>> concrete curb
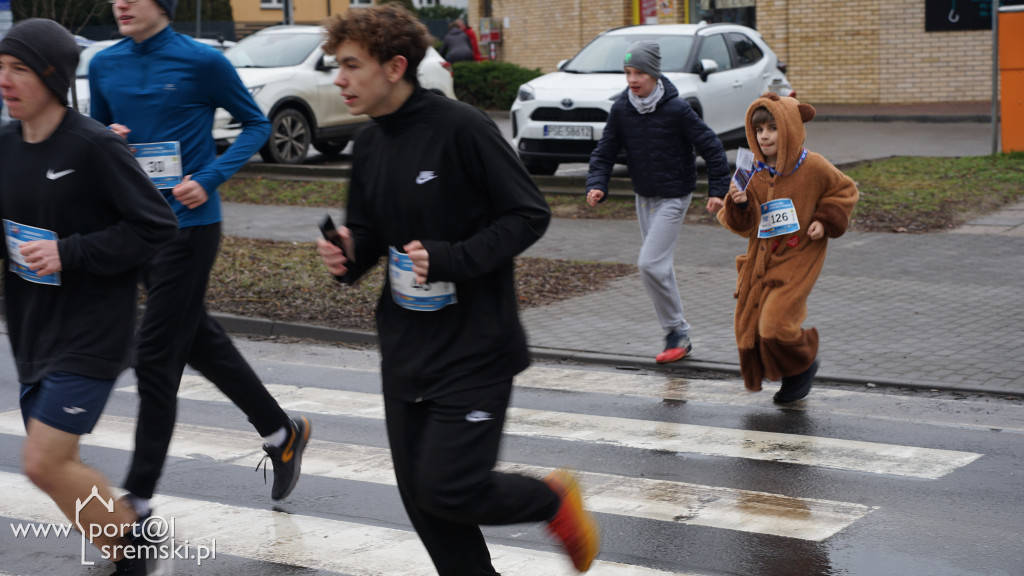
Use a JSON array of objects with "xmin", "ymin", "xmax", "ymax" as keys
[
  {"xmin": 211, "ymin": 312, "xmax": 1021, "ymax": 398},
  {"xmin": 815, "ymin": 113, "xmax": 991, "ymax": 123}
]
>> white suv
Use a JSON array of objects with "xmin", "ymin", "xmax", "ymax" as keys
[
  {"xmin": 215, "ymin": 25, "xmax": 455, "ymax": 164},
  {"xmin": 511, "ymin": 23, "xmax": 794, "ymax": 175}
]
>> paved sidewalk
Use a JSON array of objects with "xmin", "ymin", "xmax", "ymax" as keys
[{"xmin": 221, "ymin": 199, "xmax": 1024, "ymax": 397}]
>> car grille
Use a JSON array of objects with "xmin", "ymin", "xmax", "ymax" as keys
[
  {"xmin": 530, "ymin": 108, "xmax": 608, "ymax": 122},
  {"xmin": 519, "ymin": 138, "xmax": 599, "ymax": 155}
]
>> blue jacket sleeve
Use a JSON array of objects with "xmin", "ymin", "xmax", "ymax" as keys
[
  {"xmin": 679, "ymin": 102, "xmax": 730, "ymax": 198},
  {"xmin": 586, "ymin": 100, "xmax": 623, "ymax": 194},
  {"xmin": 88, "ymin": 58, "xmax": 112, "ymax": 127},
  {"xmin": 191, "ymin": 54, "xmax": 270, "ymax": 193}
]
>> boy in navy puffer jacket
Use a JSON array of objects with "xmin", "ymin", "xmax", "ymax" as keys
[{"xmin": 586, "ymin": 40, "xmax": 730, "ymax": 363}]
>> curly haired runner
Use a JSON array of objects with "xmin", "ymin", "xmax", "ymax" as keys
[
  {"xmin": 718, "ymin": 93, "xmax": 859, "ymax": 402},
  {"xmin": 316, "ymin": 4, "xmax": 600, "ymax": 574}
]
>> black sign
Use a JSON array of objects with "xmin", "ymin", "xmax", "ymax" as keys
[{"xmin": 926, "ymin": 0, "xmax": 993, "ymax": 31}]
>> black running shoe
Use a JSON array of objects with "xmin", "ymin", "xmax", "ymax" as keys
[
  {"xmin": 774, "ymin": 359, "xmax": 820, "ymax": 404},
  {"xmin": 258, "ymin": 415, "xmax": 311, "ymax": 500},
  {"xmin": 111, "ymin": 553, "xmax": 147, "ymax": 576}
]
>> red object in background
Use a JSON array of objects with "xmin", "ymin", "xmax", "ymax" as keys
[
  {"xmin": 640, "ymin": 0, "xmax": 658, "ymax": 23},
  {"xmin": 464, "ymin": 25, "xmax": 484, "ymax": 62}
]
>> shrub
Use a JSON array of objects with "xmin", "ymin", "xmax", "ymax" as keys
[{"xmin": 452, "ymin": 60, "xmax": 543, "ymax": 110}]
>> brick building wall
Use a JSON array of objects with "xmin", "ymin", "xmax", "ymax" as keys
[
  {"xmin": 467, "ymin": 0, "xmax": 992, "ymax": 104},
  {"xmin": 758, "ymin": 0, "xmax": 991, "ymax": 104},
  {"xmin": 467, "ymin": 0, "xmax": 641, "ymax": 73}
]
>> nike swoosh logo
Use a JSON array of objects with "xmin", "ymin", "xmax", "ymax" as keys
[
  {"xmin": 466, "ymin": 410, "xmax": 494, "ymax": 423},
  {"xmin": 46, "ymin": 169, "xmax": 76, "ymax": 180},
  {"xmin": 415, "ymin": 171, "xmax": 437, "ymax": 185},
  {"xmin": 63, "ymin": 407, "xmax": 87, "ymax": 415},
  {"xmin": 280, "ymin": 433, "xmax": 296, "ymax": 462}
]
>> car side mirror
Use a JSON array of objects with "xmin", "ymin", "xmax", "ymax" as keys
[
  {"xmin": 557, "ymin": 59, "xmax": 568, "ymax": 71},
  {"xmin": 317, "ymin": 54, "xmax": 338, "ymax": 72},
  {"xmin": 699, "ymin": 58, "xmax": 718, "ymax": 82}
]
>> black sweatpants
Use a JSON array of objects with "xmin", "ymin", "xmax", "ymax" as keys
[
  {"xmin": 125, "ymin": 223, "xmax": 289, "ymax": 499},
  {"xmin": 384, "ymin": 377, "xmax": 560, "ymax": 576}
]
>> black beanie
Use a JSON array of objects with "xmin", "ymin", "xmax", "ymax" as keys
[
  {"xmin": 156, "ymin": 0, "xmax": 178, "ymax": 20},
  {"xmin": 0, "ymin": 19, "xmax": 79, "ymax": 107}
]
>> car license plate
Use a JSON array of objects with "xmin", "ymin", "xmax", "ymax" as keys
[{"xmin": 544, "ymin": 125, "xmax": 592, "ymax": 140}]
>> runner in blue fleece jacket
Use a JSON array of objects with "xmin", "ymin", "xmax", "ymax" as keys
[{"xmin": 89, "ymin": 0, "xmax": 312, "ymax": 522}]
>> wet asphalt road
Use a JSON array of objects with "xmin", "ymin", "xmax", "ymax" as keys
[{"xmin": 0, "ymin": 336, "xmax": 1021, "ymax": 576}]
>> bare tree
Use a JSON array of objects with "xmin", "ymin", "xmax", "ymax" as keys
[{"xmin": 12, "ymin": 0, "xmax": 108, "ymax": 33}]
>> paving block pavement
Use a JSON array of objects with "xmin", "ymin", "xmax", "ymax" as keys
[
  {"xmin": 221, "ymin": 200, "xmax": 1024, "ymax": 397},
  {"xmin": 517, "ymin": 216, "xmax": 1024, "ymax": 396}
]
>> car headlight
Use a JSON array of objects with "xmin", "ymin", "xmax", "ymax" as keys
[
  {"xmin": 517, "ymin": 85, "xmax": 535, "ymax": 102},
  {"xmin": 248, "ymin": 85, "xmax": 263, "ymax": 98}
]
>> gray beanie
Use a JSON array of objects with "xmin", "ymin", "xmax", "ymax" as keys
[
  {"xmin": 156, "ymin": 0, "xmax": 178, "ymax": 19},
  {"xmin": 624, "ymin": 40, "xmax": 661, "ymax": 78},
  {"xmin": 0, "ymin": 19, "xmax": 79, "ymax": 107}
]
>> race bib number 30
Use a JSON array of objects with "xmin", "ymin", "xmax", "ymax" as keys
[
  {"xmin": 388, "ymin": 246, "xmax": 457, "ymax": 311},
  {"xmin": 758, "ymin": 198, "xmax": 800, "ymax": 239},
  {"xmin": 131, "ymin": 141, "xmax": 183, "ymax": 189}
]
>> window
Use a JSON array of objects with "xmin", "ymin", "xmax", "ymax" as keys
[
  {"xmin": 260, "ymin": 0, "xmax": 283, "ymax": 8},
  {"xmin": 350, "ymin": 0, "xmax": 373, "ymax": 6},
  {"xmin": 727, "ymin": 33, "xmax": 763, "ymax": 67},
  {"xmin": 697, "ymin": 34, "xmax": 732, "ymax": 72},
  {"xmin": 565, "ymin": 34, "xmax": 695, "ymax": 74}
]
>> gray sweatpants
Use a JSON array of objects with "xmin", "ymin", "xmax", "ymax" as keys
[{"xmin": 636, "ymin": 194, "xmax": 691, "ymax": 336}]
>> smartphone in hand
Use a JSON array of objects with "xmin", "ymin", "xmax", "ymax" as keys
[{"xmin": 319, "ymin": 214, "xmax": 351, "ymax": 262}]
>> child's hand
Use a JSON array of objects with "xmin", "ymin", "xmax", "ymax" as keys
[
  {"xmin": 808, "ymin": 221, "xmax": 824, "ymax": 240},
  {"xmin": 728, "ymin": 182, "xmax": 747, "ymax": 205},
  {"xmin": 586, "ymin": 189, "xmax": 604, "ymax": 207},
  {"xmin": 706, "ymin": 196, "xmax": 724, "ymax": 213}
]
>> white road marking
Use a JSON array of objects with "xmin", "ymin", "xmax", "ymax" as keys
[
  {"xmin": 153, "ymin": 376, "xmax": 982, "ymax": 479},
  {"xmin": 0, "ymin": 471, "xmax": 702, "ymax": 576},
  {"xmin": 0, "ymin": 411, "xmax": 870, "ymax": 541},
  {"xmin": 513, "ymin": 366, "xmax": 1024, "ymax": 434}
]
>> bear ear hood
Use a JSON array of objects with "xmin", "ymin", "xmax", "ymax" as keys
[{"xmin": 744, "ymin": 92, "xmax": 816, "ymax": 176}]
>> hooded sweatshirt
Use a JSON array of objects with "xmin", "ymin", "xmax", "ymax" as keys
[{"xmin": 717, "ymin": 93, "xmax": 859, "ymax": 390}]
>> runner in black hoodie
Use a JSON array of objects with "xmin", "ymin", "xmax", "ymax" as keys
[
  {"xmin": 0, "ymin": 19, "xmax": 177, "ymax": 576},
  {"xmin": 316, "ymin": 5, "xmax": 600, "ymax": 574}
]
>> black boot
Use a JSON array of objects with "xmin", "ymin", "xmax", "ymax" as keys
[{"xmin": 774, "ymin": 359, "xmax": 819, "ymax": 404}]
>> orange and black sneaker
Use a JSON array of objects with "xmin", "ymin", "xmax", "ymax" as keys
[
  {"xmin": 259, "ymin": 415, "xmax": 311, "ymax": 500},
  {"xmin": 544, "ymin": 469, "xmax": 600, "ymax": 572},
  {"xmin": 655, "ymin": 329, "xmax": 692, "ymax": 364}
]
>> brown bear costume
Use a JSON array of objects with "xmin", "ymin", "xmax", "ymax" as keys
[{"xmin": 717, "ymin": 94, "xmax": 859, "ymax": 392}]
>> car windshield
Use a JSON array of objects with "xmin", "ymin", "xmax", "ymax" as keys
[
  {"xmin": 563, "ymin": 34, "xmax": 695, "ymax": 74},
  {"xmin": 225, "ymin": 32, "xmax": 322, "ymax": 68},
  {"xmin": 76, "ymin": 42, "xmax": 115, "ymax": 78}
]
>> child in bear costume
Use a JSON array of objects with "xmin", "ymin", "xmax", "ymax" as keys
[{"xmin": 717, "ymin": 93, "xmax": 859, "ymax": 402}]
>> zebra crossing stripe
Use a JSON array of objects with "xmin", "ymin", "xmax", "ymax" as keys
[
  {"xmin": 159, "ymin": 376, "xmax": 982, "ymax": 479},
  {"xmin": 0, "ymin": 411, "xmax": 870, "ymax": 541},
  {"xmin": 0, "ymin": 471, "xmax": 702, "ymax": 576},
  {"xmin": 513, "ymin": 366, "xmax": 1024, "ymax": 434},
  {"xmin": 262, "ymin": 359, "xmax": 1024, "ymax": 434}
]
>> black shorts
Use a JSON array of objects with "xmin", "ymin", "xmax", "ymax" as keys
[{"xmin": 20, "ymin": 371, "xmax": 116, "ymax": 435}]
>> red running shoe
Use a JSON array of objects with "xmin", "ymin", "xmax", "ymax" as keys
[
  {"xmin": 656, "ymin": 330, "xmax": 692, "ymax": 364},
  {"xmin": 544, "ymin": 469, "xmax": 600, "ymax": 572}
]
